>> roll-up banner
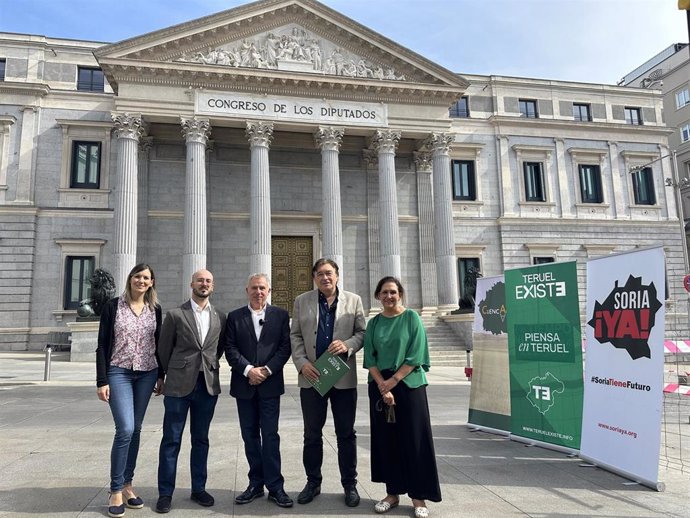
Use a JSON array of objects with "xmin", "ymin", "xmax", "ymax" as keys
[
  {"xmin": 580, "ymin": 246, "xmax": 665, "ymax": 491},
  {"xmin": 505, "ymin": 261, "xmax": 583, "ymax": 452},
  {"xmin": 468, "ymin": 275, "xmax": 510, "ymax": 433}
]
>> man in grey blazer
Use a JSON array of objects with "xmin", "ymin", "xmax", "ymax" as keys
[
  {"xmin": 155, "ymin": 269, "xmax": 226, "ymax": 514},
  {"xmin": 291, "ymin": 258, "xmax": 366, "ymax": 508}
]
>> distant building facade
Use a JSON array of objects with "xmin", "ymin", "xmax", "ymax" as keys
[
  {"xmin": 0, "ymin": 0, "xmax": 684, "ymax": 350},
  {"xmin": 620, "ymin": 43, "xmax": 690, "ymax": 263}
]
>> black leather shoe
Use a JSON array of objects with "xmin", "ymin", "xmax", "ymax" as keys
[
  {"xmin": 155, "ymin": 496, "xmax": 171, "ymax": 514},
  {"xmin": 235, "ymin": 485, "xmax": 265, "ymax": 504},
  {"xmin": 297, "ymin": 482, "xmax": 321, "ymax": 504},
  {"xmin": 268, "ymin": 489, "xmax": 294, "ymax": 508},
  {"xmin": 190, "ymin": 490, "xmax": 215, "ymax": 507},
  {"xmin": 344, "ymin": 486, "xmax": 360, "ymax": 507}
]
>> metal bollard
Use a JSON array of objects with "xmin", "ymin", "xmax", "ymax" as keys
[{"xmin": 43, "ymin": 345, "xmax": 52, "ymax": 381}]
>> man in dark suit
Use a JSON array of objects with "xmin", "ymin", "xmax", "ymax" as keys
[
  {"xmin": 225, "ymin": 273, "xmax": 293, "ymax": 508},
  {"xmin": 155, "ymin": 269, "xmax": 226, "ymax": 514},
  {"xmin": 291, "ymin": 258, "xmax": 366, "ymax": 507}
]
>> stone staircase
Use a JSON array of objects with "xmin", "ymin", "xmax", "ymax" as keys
[{"xmin": 420, "ymin": 315, "xmax": 469, "ymax": 368}]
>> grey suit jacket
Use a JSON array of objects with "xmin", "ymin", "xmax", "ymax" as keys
[
  {"xmin": 290, "ymin": 289, "xmax": 366, "ymax": 389},
  {"xmin": 157, "ymin": 300, "xmax": 226, "ymax": 397}
]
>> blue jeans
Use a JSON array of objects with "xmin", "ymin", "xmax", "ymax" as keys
[
  {"xmin": 158, "ymin": 373, "xmax": 218, "ymax": 496},
  {"xmin": 107, "ymin": 365, "xmax": 158, "ymax": 492}
]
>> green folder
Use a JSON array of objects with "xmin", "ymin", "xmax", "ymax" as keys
[{"xmin": 309, "ymin": 351, "xmax": 350, "ymax": 396}]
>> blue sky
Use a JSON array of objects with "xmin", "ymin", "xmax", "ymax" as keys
[{"xmin": 0, "ymin": 0, "xmax": 687, "ymax": 84}]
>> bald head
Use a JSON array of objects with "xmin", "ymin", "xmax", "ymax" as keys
[{"xmin": 191, "ymin": 269, "xmax": 214, "ymax": 306}]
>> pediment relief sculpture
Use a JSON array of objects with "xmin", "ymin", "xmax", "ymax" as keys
[{"xmin": 173, "ymin": 24, "xmax": 406, "ymax": 81}]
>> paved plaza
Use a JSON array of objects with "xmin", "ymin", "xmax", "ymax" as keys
[{"xmin": 0, "ymin": 351, "xmax": 688, "ymax": 517}]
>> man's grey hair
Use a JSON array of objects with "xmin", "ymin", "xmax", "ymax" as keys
[{"xmin": 246, "ymin": 273, "xmax": 271, "ymax": 288}]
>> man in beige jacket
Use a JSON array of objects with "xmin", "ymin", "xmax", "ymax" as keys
[{"xmin": 290, "ymin": 258, "xmax": 366, "ymax": 508}]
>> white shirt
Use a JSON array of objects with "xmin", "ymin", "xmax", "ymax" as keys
[
  {"xmin": 191, "ymin": 298, "xmax": 212, "ymax": 345},
  {"xmin": 243, "ymin": 304, "xmax": 272, "ymax": 377}
]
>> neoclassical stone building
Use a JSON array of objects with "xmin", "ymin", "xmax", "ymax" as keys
[{"xmin": 0, "ymin": 0, "xmax": 684, "ymax": 350}]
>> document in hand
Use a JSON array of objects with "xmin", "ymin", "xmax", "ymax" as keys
[{"xmin": 309, "ymin": 351, "xmax": 350, "ymax": 396}]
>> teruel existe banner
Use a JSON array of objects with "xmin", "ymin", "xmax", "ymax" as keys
[{"xmin": 505, "ymin": 261, "xmax": 583, "ymax": 450}]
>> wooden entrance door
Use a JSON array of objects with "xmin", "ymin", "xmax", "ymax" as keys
[{"xmin": 271, "ymin": 236, "xmax": 313, "ymax": 316}]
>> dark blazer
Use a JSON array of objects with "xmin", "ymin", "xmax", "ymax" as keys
[
  {"xmin": 157, "ymin": 300, "xmax": 226, "ymax": 398},
  {"xmin": 225, "ymin": 305, "xmax": 291, "ymax": 399},
  {"xmin": 96, "ymin": 296, "xmax": 163, "ymax": 387}
]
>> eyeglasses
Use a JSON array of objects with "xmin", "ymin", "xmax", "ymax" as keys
[{"xmin": 315, "ymin": 270, "xmax": 336, "ymax": 278}]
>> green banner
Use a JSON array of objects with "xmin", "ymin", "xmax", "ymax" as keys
[{"xmin": 505, "ymin": 261, "xmax": 583, "ymax": 449}]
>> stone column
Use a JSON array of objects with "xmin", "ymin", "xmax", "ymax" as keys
[
  {"xmin": 112, "ymin": 113, "xmax": 146, "ymax": 294},
  {"xmin": 137, "ymin": 137, "xmax": 153, "ymax": 261},
  {"xmin": 0, "ymin": 115, "xmax": 16, "ymax": 204},
  {"xmin": 15, "ymin": 106, "xmax": 38, "ymax": 203},
  {"xmin": 246, "ymin": 121, "xmax": 274, "ymax": 277},
  {"xmin": 315, "ymin": 126, "xmax": 345, "ymax": 284},
  {"xmin": 426, "ymin": 133, "xmax": 459, "ymax": 312},
  {"xmin": 414, "ymin": 150, "xmax": 439, "ymax": 315},
  {"xmin": 371, "ymin": 129, "xmax": 401, "ymax": 279},
  {"xmin": 364, "ymin": 149, "xmax": 381, "ymax": 314},
  {"xmin": 181, "ymin": 118, "xmax": 211, "ymax": 299},
  {"xmin": 554, "ymin": 138, "xmax": 572, "ymax": 217}
]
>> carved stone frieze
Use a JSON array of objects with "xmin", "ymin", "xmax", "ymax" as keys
[
  {"xmin": 314, "ymin": 126, "xmax": 344, "ymax": 151},
  {"xmin": 174, "ymin": 24, "xmax": 406, "ymax": 81},
  {"xmin": 370, "ymin": 129, "xmax": 401, "ymax": 154},
  {"xmin": 246, "ymin": 120, "xmax": 274, "ymax": 147},
  {"xmin": 112, "ymin": 113, "xmax": 147, "ymax": 141},
  {"xmin": 180, "ymin": 117, "xmax": 211, "ymax": 145}
]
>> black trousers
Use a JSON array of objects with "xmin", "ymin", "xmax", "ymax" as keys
[
  {"xmin": 368, "ymin": 372, "xmax": 442, "ymax": 502},
  {"xmin": 300, "ymin": 386, "xmax": 358, "ymax": 488}
]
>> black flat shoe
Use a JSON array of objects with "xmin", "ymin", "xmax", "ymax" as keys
[
  {"xmin": 107, "ymin": 502, "xmax": 125, "ymax": 518},
  {"xmin": 235, "ymin": 485, "xmax": 265, "ymax": 504},
  {"xmin": 268, "ymin": 489, "xmax": 293, "ymax": 508},
  {"xmin": 297, "ymin": 482, "xmax": 321, "ymax": 504},
  {"xmin": 190, "ymin": 490, "xmax": 215, "ymax": 507},
  {"xmin": 155, "ymin": 496, "xmax": 171, "ymax": 514},
  {"xmin": 125, "ymin": 496, "xmax": 144, "ymax": 509}
]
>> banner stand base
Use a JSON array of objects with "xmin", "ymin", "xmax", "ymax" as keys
[
  {"xmin": 579, "ymin": 453, "xmax": 665, "ymax": 492},
  {"xmin": 465, "ymin": 424, "xmax": 510, "ymax": 437},
  {"xmin": 509, "ymin": 434, "xmax": 579, "ymax": 457}
]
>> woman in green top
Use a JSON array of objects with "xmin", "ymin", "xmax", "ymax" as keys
[{"xmin": 364, "ymin": 276, "xmax": 441, "ymax": 518}]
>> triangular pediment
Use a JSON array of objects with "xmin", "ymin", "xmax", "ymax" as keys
[{"xmin": 94, "ymin": 0, "xmax": 467, "ymax": 102}]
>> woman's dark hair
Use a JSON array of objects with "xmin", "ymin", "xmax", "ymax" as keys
[
  {"xmin": 374, "ymin": 276, "xmax": 405, "ymax": 300},
  {"xmin": 124, "ymin": 263, "xmax": 158, "ymax": 308}
]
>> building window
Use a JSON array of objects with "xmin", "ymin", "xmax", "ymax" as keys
[
  {"xmin": 573, "ymin": 103, "xmax": 591, "ymax": 122},
  {"xmin": 523, "ymin": 162, "xmax": 545, "ymax": 201},
  {"xmin": 624, "ymin": 107, "xmax": 642, "ymax": 125},
  {"xmin": 77, "ymin": 66, "xmax": 104, "ymax": 92},
  {"xmin": 519, "ymin": 99, "xmax": 538, "ymax": 118},
  {"xmin": 631, "ymin": 167, "xmax": 656, "ymax": 205},
  {"xmin": 0, "ymin": 59, "xmax": 5, "ymax": 81},
  {"xmin": 451, "ymin": 160, "xmax": 476, "ymax": 200},
  {"xmin": 63, "ymin": 256, "xmax": 94, "ymax": 310},
  {"xmin": 533, "ymin": 256, "xmax": 555, "ymax": 265},
  {"xmin": 579, "ymin": 164, "xmax": 603, "ymax": 203},
  {"xmin": 681, "ymin": 123, "xmax": 690, "ymax": 143},
  {"xmin": 458, "ymin": 257, "xmax": 481, "ymax": 306},
  {"xmin": 70, "ymin": 141, "xmax": 101, "ymax": 188},
  {"xmin": 449, "ymin": 96, "xmax": 469, "ymax": 118},
  {"xmin": 676, "ymin": 88, "xmax": 690, "ymax": 109}
]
